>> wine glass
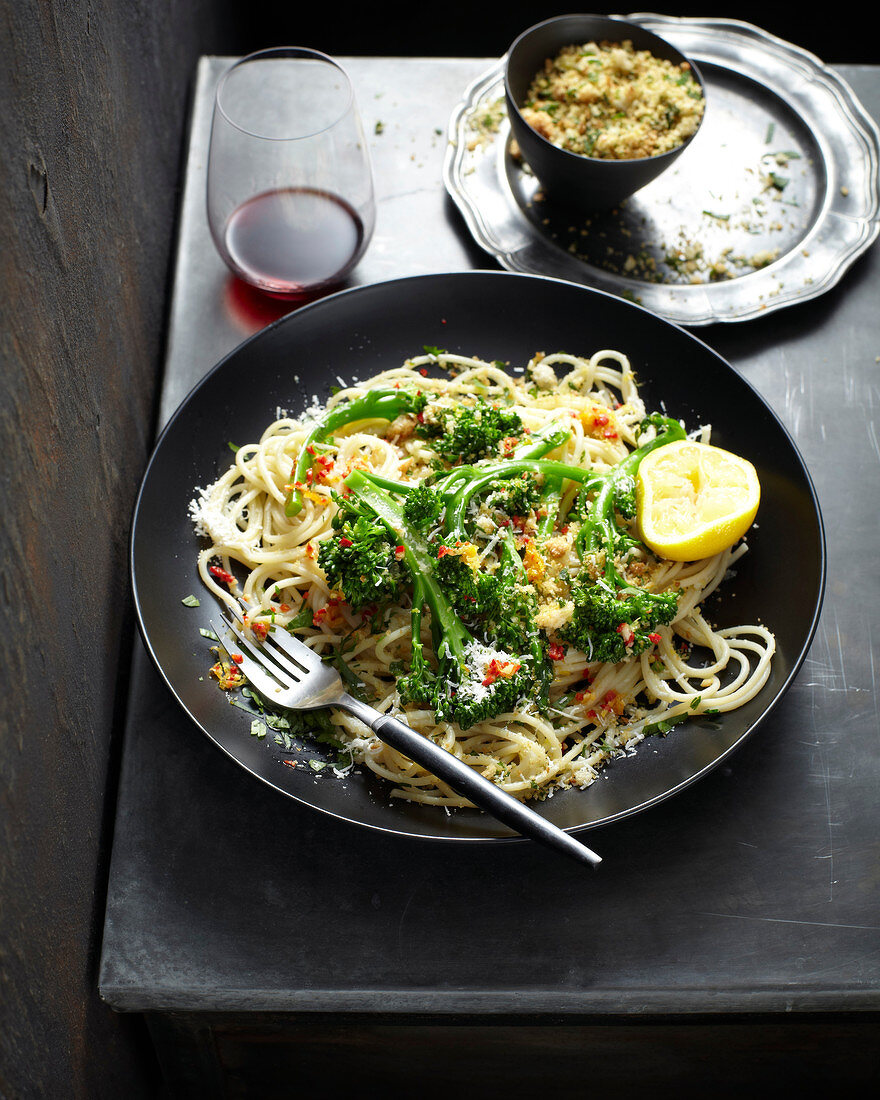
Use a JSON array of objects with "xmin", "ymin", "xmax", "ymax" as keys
[{"xmin": 207, "ymin": 47, "xmax": 376, "ymax": 299}]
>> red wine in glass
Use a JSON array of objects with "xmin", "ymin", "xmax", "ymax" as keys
[{"xmin": 224, "ymin": 187, "xmax": 365, "ymax": 297}]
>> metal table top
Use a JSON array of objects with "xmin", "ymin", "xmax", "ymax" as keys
[{"xmin": 100, "ymin": 56, "xmax": 880, "ymax": 1018}]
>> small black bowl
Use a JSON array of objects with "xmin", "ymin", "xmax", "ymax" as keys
[{"xmin": 504, "ymin": 14, "xmax": 706, "ymax": 211}]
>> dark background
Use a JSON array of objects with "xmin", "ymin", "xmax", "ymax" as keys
[
  {"xmin": 0, "ymin": 4, "xmax": 866, "ymax": 1098},
  {"xmin": 240, "ymin": 6, "xmax": 871, "ymax": 65}
]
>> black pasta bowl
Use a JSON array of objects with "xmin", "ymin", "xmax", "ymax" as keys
[
  {"xmin": 130, "ymin": 271, "xmax": 824, "ymax": 842},
  {"xmin": 504, "ymin": 13, "xmax": 707, "ymax": 211}
]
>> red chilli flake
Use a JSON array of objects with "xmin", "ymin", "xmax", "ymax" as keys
[
  {"xmin": 231, "ymin": 653, "xmax": 243, "ymax": 664},
  {"xmin": 548, "ymin": 643, "xmax": 566, "ymax": 661},
  {"xmin": 208, "ymin": 565, "xmax": 235, "ymax": 586},
  {"xmin": 338, "ymin": 537, "xmax": 353, "ymax": 548},
  {"xmin": 648, "ymin": 632, "xmax": 661, "ymax": 645},
  {"xmin": 481, "ymin": 659, "xmax": 521, "ymax": 687},
  {"xmin": 394, "ymin": 546, "xmax": 405, "ymax": 559}
]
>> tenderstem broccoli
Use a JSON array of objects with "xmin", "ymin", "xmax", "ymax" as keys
[
  {"xmin": 286, "ymin": 387, "xmax": 428, "ymax": 516},
  {"xmin": 563, "ymin": 414, "xmax": 686, "ymax": 662},
  {"xmin": 340, "ymin": 469, "xmax": 543, "ymax": 729},
  {"xmin": 310, "ymin": 405, "xmax": 688, "ymax": 728}
]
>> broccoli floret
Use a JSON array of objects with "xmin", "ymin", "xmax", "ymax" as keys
[
  {"xmin": 287, "ymin": 387, "xmax": 428, "ymax": 515},
  {"xmin": 402, "ymin": 482, "xmax": 444, "ymax": 532},
  {"xmin": 445, "ymin": 648, "xmax": 536, "ymax": 731},
  {"xmin": 418, "ymin": 397, "xmax": 523, "ymax": 464},
  {"xmin": 612, "ymin": 473, "xmax": 637, "ymax": 520},
  {"xmin": 434, "ymin": 543, "xmax": 495, "ymax": 619},
  {"xmin": 484, "ymin": 471, "xmax": 543, "ymax": 518},
  {"xmin": 562, "ymin": 577, "xmax": 678, "ymax": 664},
  {"xmin": 623, "ymin": 586, "xmax": 680, "ymax": 631},
  {"xmin": 317, "ymin": 513, "xmax": 405, "ymax": 611}
]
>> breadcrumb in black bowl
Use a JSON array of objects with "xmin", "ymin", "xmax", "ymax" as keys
[{"xmin": 505, "ymin": 14, "xmax": 706, "ymax": 211}]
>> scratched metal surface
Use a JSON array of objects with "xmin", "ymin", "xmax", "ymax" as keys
[{"xmin": 101, "ymin": 58, "xmax": 880, "ymax": 1016}]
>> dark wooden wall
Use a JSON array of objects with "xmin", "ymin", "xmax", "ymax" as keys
[{"xmin": 0, "ymin": 2, "xmax": 236, "ymax": 1096}]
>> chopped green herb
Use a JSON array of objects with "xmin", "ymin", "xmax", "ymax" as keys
[
  {"xmin": 274, "ymin": 730, "xmax": 294, "ymax": 751},
  {"xmin": 181, "ymin": 594, "xmax": 201, "ymax": 607},
  {"xmin": 644, "ymin": 713, "xmax": 689, "ymax": 737},
  {"xmin": 285, "ymin": 605, "xmax": 316, "ymax": 631}
]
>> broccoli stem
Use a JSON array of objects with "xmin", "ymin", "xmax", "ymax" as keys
[
  {"xmin": 341, "ymin": 424, "xmax": 573, "ymax": 508},
  {"xmin": 342, "ymin": 469, "xmax": 473, "ymax": 675},
  {"xmin": 287, "ymin": 388, "xmax": 425, "ymax": 516},
  {"xmin": 510, "ymin": 424, "xmax": 572, "ymax": 460},
  {"xmin": 536, "ymin": 474, "xmax": 564, "ymax": 540},
  {"xmin": 444, "ymin": 458, "xmax": 599, "ymax": 537},
  {"xmin": 397, "ymin": 573, "xmax": 432, "ymax": 704}
]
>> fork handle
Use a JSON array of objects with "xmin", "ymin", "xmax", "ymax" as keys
[{"xmin": 343, "ymin": 701, "xmax": 601, "ymax": 868}]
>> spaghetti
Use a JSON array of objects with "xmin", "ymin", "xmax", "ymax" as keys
[{"xmin": 190, "ymin": 349, "xmax": 775, "ymax": 806}]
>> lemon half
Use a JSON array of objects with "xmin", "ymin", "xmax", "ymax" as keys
[{"xmin": 636, "ymin": 440, "xmax": 761, "ymax": 561}]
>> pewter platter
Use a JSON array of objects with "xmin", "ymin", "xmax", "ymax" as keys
[{"xmin": 444, "ymin": 15, "xmax": 880, "ymax": 326}]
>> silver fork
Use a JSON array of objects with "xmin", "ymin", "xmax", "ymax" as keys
[{"xmin": 213, "ymin": 609, "xmax": 602, "ymax": 868}]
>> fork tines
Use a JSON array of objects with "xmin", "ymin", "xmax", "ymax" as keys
[{"xmin": 214, "ymin": 616, "xmax": 302, "ymax": 688}]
